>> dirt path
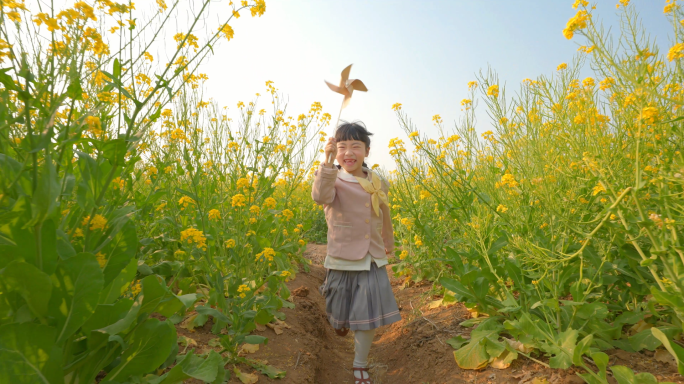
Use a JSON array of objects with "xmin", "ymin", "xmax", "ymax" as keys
[{"xmin": 178, "ymin": 244, "xmax": 684, "ymax": 384}]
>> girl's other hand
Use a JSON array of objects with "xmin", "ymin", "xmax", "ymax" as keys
[{"xmin": 324, "ymin": 137, "xmax": 337, "ymax": 166}]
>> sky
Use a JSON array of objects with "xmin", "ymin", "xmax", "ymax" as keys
[{"xmin": 190, "ymin": 0, "xmax": 672, "ymax": 169}]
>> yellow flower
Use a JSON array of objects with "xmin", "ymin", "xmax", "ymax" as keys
[
  {"xmin": 249, "ymin": 217, "xmax": 257, "ymax": 224},
  {"xmin": 249, "ymin": 205, "xmax": 261, "ymax": 215},
  {"xmin": 208, "ymin": 209, "xmax": 221, "ymax": 221},
  {"xmin": 237, "ymin": 177, "xmax": 250, "ymax": 189},
  {"xmin": 72, "ymin": 228, "xmax": 84, "ymax": 238},
  {"xmin": 468, "ymin": 81, "xmax": 478, "ymax": 90},
  {"xmin": 591, "ymin": 183, "xmax": 606, "ymax": 196},
  {"xmin": 180, "ymin": 228, "xmax": 207, "ymax": 250},
  {"xmin": 399, "ymin": 250, "xmax": 408, "ymax": 260},
  {"xmin": 409, "ymin": 131, "xmax": 419, "ymax": 138},
  {"xmin": 174, "ymin": 250, "xmax": 186, "ymax": 258},
  {"xmin": 82, "ymin": 214, "xmax": 108, "ymax": 231},
  {"xmin": 250, "ymin": 0, "xmax": 266, "ymax": 17},
  {"xmin": 641, "ymin": 107, "xmax": 659, "ymax": 125},
  {"xmin": 280, "ymin": 271, "xmax": 291, "ymax": 278},
  {"xmin": 256, "ymin": 247, "xmax": 276, "ymax": 262},
  {"xmin": 668, "ymin": 43, "xmax": 684, "ymax": 62},
  {"xmin": 225, "ymin": 239, "xmax": 236, "ymax": 248},
  {"xmin": 231, "ymin": 193, "xmax": 246, "ymax": 207},
  {"xmin": 557, "ymin": 63, "xmax": 568, "ymax": 71},
  {"xmin": 178, "ymin": 196, "xmax": 196, "ymax": 210},
  {"xmin": 572, "ymin": 0, "xmax": 589, "ymax": 9},
  {"xmin": 487, "ymin": 84, "xmax": 499, "ymax": 98},
  {"xmin": 496, "ymin": 204, "xmax": 508, "ymax": 213},
  {"xmin": 237, "ymin": 284, "xmax": 250, "ymax": 298},
  {"xmin": 219, "ymin": 24, "xmax": 234, "ymax": 40},
  {"xmin": 563, "ymin": 10, "xmax": 590, "ymax": 40},
  {"xmin": 96, "ymin": 252, "xmax": 106, "ymax": 268},
  {"xmin": 263, "ymin": 197, "xmax": 277, "ymax": 209},
  {"xmin": 298, "ymin": 239, "xmax": 306, "ymax": 246},
  {"xmin": 391, "ymin": 103, "xmax": 402, "ymax": 111},
  {"xmin": 281, "ymin": 209, "xmax": 294, "ymax": 221}
]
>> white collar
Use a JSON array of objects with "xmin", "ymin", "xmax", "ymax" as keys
[{"xmin": 338, "ymin": 167, "xmax": 371, "ymax": 183}]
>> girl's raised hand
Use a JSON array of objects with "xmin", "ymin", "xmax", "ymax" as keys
[{"xmin": 324, "ymin": 137, "xmax": 337, "ymax": 166}]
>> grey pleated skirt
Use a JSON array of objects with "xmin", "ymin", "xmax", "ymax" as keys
[{"xmin": 319, "ymin": 262, "xmax": 402, "ymax": 331}]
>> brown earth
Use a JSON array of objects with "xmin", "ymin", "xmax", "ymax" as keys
[{"xmin": 177, "ymin": 243, "xmax": 684, "ymax": 384}]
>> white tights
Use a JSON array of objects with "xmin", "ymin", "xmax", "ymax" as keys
[{"xmin": 353, "ymin": 329, "xmax": 376, "ymax": 381}]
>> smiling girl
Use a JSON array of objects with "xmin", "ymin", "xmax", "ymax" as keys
[{"xmin": 312, "ymin": 121, "xmax": 401, "ymax": 384}]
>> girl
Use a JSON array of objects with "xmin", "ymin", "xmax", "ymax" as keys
[{"xmin": 312, "ymin": 121, "xmax": 401, "ymax": 384}]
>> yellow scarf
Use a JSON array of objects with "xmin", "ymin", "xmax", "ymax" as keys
[{"xmin": 355, "ymin": 171, "xmax": 389, "ymax": 216}]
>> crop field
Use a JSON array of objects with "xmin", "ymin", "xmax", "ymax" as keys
[{"xmin": 0, "ymin": 0, "xmax": 683, "ymax": 383}]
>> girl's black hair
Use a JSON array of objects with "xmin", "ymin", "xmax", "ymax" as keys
[{"xmin": 334, "ymin": 120, "xmax": 373, "ymax": 169}]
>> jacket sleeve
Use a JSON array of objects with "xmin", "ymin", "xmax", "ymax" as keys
[
  {"xmin": 381, "ymin": 179, "xmax": 395, "ymax": 254},
  {"xmin": 311, "ymin": 164, "xmax": 338, "ymax": 205}
]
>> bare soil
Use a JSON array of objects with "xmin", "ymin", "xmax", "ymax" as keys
[{"xmin": 177, "ymin": 243, "xmax": 684, "ymax": 384}]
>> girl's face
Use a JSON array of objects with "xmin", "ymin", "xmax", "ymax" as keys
[{"xmin": 336, "ymin": 139, "xmax": 369, "ymax": 175}]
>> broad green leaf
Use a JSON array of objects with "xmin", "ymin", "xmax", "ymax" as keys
[
  {"xmin": 48, "ymin": 252, "xmax": 104, "ymax": 345},
  {"xmin": 549, "ymin": 329, "xmax": 578, "ymax": 369},
  {"xmin": 453, "ymin": 318, "xmax": 503, "ymax": 369},
  {"xmin": 572, "ymin": 334, "xmax": 593, "ymax": 366},
  {"xmin": 446, "ymin": 335, "xmax": 469, "ymax": 350},
  {"xmin": 244, "ymin": 335, "xmax": 268, "ymax": 345},
  {"xmin": 651, "ymin": 327, "xmax": 684, "ymax": 374},
  {"xmin": 139, "ymin": 275, "xmax": 185, "ymax": 317},
  {"xmin": 0, "ymin": 323, "xmax": 64, "ymax": 384},
  {"xmin": 1, "ymin": 260, "xmax": 52, "ymax": 317},
  {"xmin": 152, "ymin": 350, "xmax": 223, "ymax": 384},
  {"xmin": 99, "ymin": 258, "xmax": 138, "ymax": 304},
  {"xmin": 82, "ymin": 298, "xmax": 134, "ymax": 336},
  {"xmin": 104, "ymin": 318, "xmax": 176, "ymax": 382}
]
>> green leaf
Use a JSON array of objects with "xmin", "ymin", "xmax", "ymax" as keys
[
  {"xmin": 439, "ymin": 277, "xmax": 475, "ymax": 301},
  {"xmin": 66, "ymin": 77, "xmax": 83, "ymax": 100},
  {"xmin": 453, "ymin": 318, "xmax": 503, "ymax": 369},
  {"xmin": 139, "ymin": 275, "xmax": 185, "ymax": 318},
  {"xmin": 572, "ymin": 334, "xmax": 593, "ymax": 366},
  {"xmin": 152, "ymin": 350, "xmax": 224, "ymax": 384},
  {"xmin": 549, "ymin": 329, "xmax": 578, "ymax": 369},
  {"xmin": 0, "ymin": 323, "xmax": 64, "ymax": 384},
  {"xmin": 651, "ymin": 327, "xmax": 684, "ymax": 374},
  {"xmin": 31, "ymin": 155, "xmax": 60, "ymax": 224},
  {"xmin": 99, "ymin": 258, "xmax": 138, "ymax": 304},
  {"xmin": 576, "ymin": 302, "xmax": 609, "ymax": 320},
  {"xmin": 1, "ymin": 260, "xmax": 52, "ymax": 317},
  {"xmin": 244, "ymin": 335, "xmax": 268, "ymax": 345},
  {"xmin": 104, "ymin": 318, "xmax": 177, "ymax": 382},
  {"xmin": 487, "ymin": 235, "xmax": 508, "ymax": 256},
  {"xmin": 195, "ymin": 305, "xmax": 232, "ymax": 325},
  {"xmin": 610, "ymin": 365, "xmax": 636, "ymax": 384},
  {"xmin": 48, "ymin": 252, "xmax": 104, "ymax": 345},
  {"xmin": 446, "ymin": 335, "xmax": 469, "ymax": 350}
]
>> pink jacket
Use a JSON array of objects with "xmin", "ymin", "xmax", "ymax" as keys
[{"xmin": 311, "ymin": 164, "xmax": 395, "ymax": 260}]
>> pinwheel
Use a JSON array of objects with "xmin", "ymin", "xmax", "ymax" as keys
[{"xmin": 324, "ymin": 64, "xmax": 368, "ymax": 164}]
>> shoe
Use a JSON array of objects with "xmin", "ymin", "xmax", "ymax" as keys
[
  {"xmin": 352, "ymin": 367, "xmax": 373, "ymax": 384},
  {"xmin": 335, "ymin": 327, "xmax": 349, "ymax": 336}
]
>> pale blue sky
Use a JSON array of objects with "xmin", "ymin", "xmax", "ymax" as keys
[{"xmin": 200, "ymin": 0, "xmax": 671, "ymax": 169}]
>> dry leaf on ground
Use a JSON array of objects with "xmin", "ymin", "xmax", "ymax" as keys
[
  {"xmin": 428, "ymin": 299, "xmax": 443, "ymax": 309},
  {"xmin": 255, "ymin": 323, "xmax": 266, "ymax": 332},
  {"xmin": 180, "ymin": 314, "xmax": 198, "ymax": 332},
  {"xmin": 505, "ymin": 338, "xmax": 535, "ymax": 353},
  {"xmin": 177, "ymin": 335, "xmax": 197, "ymax": 348},
  {"xmin": 655, "ymin": 349, "xmax": 676, "ymax": 365},
  {"xmin": 241, "ymin": 343, "xmax": 260, "ymax": 354},
  {"xmin": 234, "ymin": 368, "xmax": 258, "ymax": 384},
  {"xmin": 490, "ymin": 349, "xmax": 517, "ymax": 369}
]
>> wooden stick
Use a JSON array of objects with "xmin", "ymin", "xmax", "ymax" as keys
[{"xmin": 326, "ymin": 100, "xmax": 345, "ymax": 165}]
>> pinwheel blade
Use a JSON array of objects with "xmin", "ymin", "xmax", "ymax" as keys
[
  {"xmin": 338, "ymin": 64, "xmax": 353, "ymax": 88},
  {"xmin": 325, "ymin": 80, "xmax": 349, "ymax": 96}
]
